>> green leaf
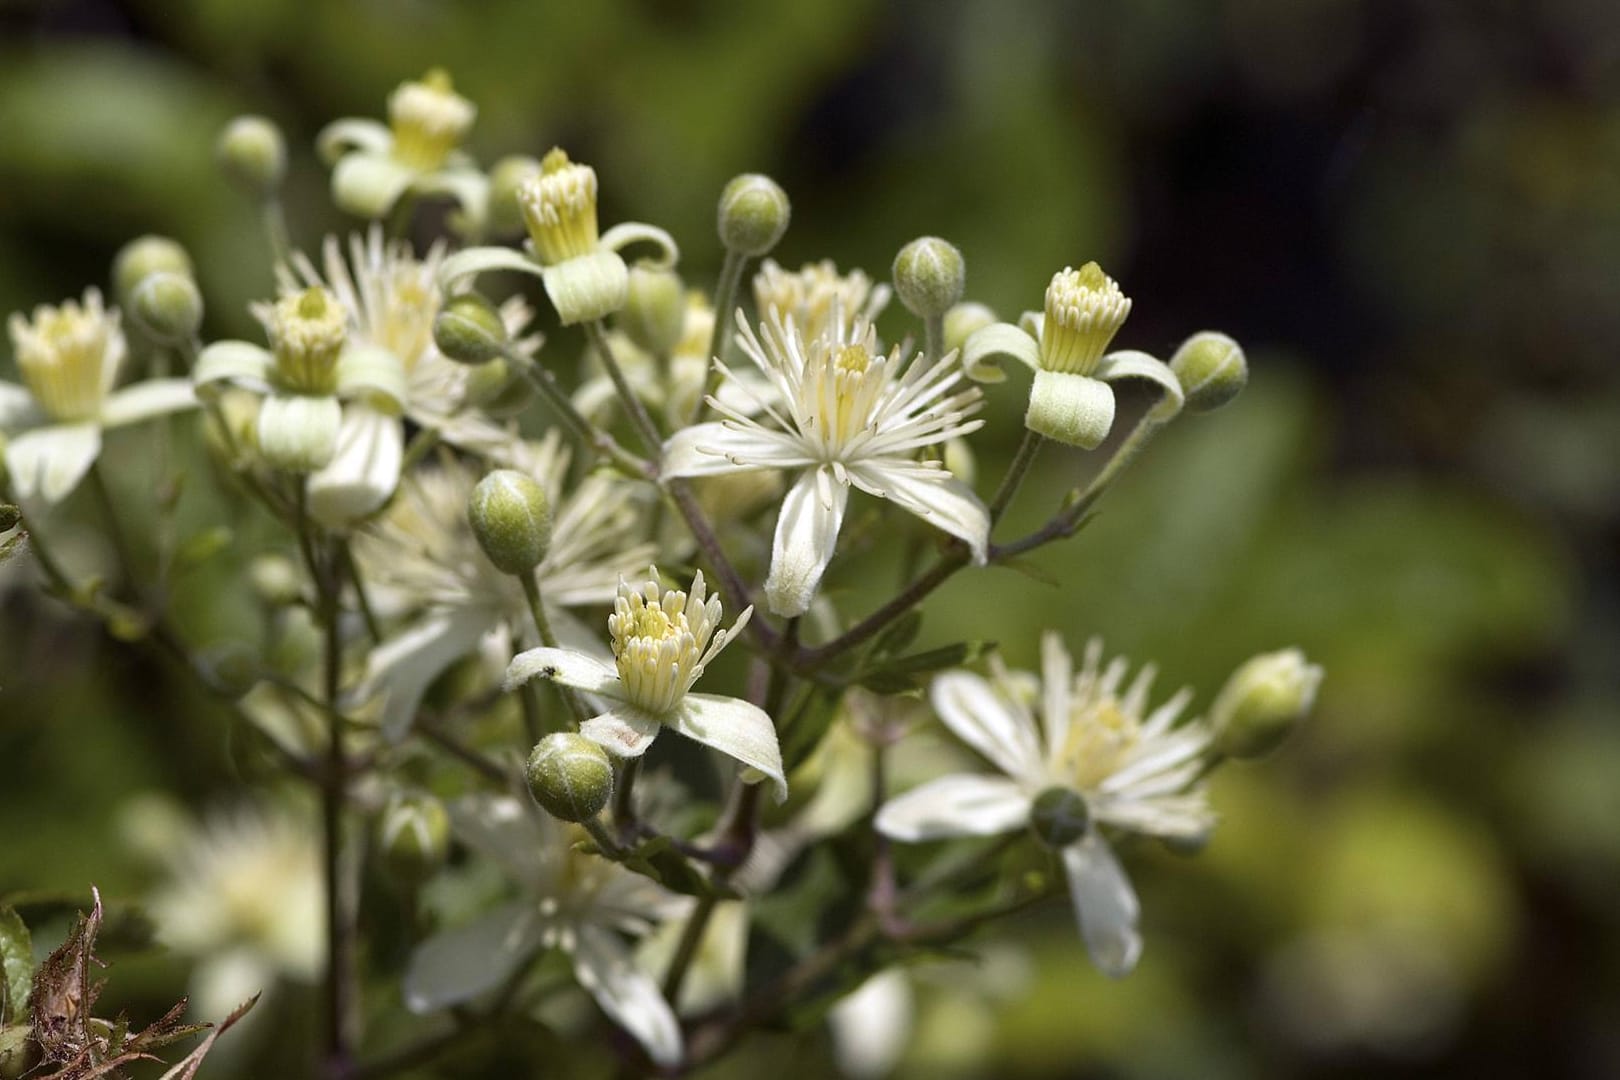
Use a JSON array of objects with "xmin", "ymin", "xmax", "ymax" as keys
[
  {"xmin": 582, "ymin": 837, "xmax": 738, "ymax": 900},
  {"xmin": 866, "ymin": 610, "xmax": 922, "ymax": 661},
  {"xmin": 0, "ymin": 906, "xmax": 32, "ymax": 1026},
  {"xmin": 853, "ymin": 640, "xmax": 997, "ymax": 692}
]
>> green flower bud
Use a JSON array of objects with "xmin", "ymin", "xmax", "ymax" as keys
[
  {"xmin": 1030, "ymin": 786, "xmax": 1090, "ymax": 848},
  {"xmin": 1211, "ymin": 648, "xmax": 1323, "ymax": 760},
  {"xmin": 0, "ymin": 504, "xmax": 19, "ymax": 532},
  {"xmin": 468, "ymin": 469, "xmax": 551, "ymax": 575},
  {"xmin": 129, "ymin": 271, "xmax": 204, "ymax": 344},
  {"xmin": 249, "ymin": 553, "xmax": 303, "ymax": 607},
  {"xmin": 113, "ymin": 235, "xmax": 193, "ymax": 306},
  {"xmin": 488, "ymin": 154, "xmax": 542, "ymax": 236},
  {"xmin": 892, "ymin": 236, "xmax": 965, "ymax": 319},
  {"xmin": 526, "ymin": 732, "xmax": 614, "ymax": 822},
  {"xmin": 216, "ymin": 114, "xmax": 287, "ymax": 197},
  {"xmin": 620, "ymin": 263, "xmax": 686, "ymax": 356},
  {"xmin": 377, "ymin": 792, "xmax": 451, "ymax": 883},
  {"xmin": 1169, "ymin": 331, "xmax": 1247, "ymax": 413},
  {"xmin": 198, "ymin": 642, "xmax": 259, "ymax": 699},
  {"xmin": 434, "ymin": 292, "xmax": 508, "ymax": 365},
  {"xmin": 462, "ymin": 357, "xmax": 536, "ymax": 417},
  {"xmin": 943, "ymin": 301, "xmax": 997, "ymax": 355},
  {"xmin": 717, "ymin": 173, "xmax": 790, "ymax": 257}
]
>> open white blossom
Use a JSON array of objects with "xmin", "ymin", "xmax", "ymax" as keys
[
  {"xmin": 663, "ymin": 309, "xmax": 989, "ymax": 617},
  {"xmin": 876, "ymin": 634, "xmax": 1216, "ymax": 977},
  {"xmin": 2, "ymin": 289, "xmax": 195, "ymax": 504},
  {"xmin": 506, "ymin": 567, "xmax": 787, "ymax": 800},
  {"xmin": 404, "ymin": 794, "xmax": 685, "ymax": 1067},
  {"xmin": 753, "ymin": 259, "xmax": 891, "ymax": 342}
]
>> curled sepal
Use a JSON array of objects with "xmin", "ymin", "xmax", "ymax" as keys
[
  {"xmin": 436, "ymin": 245, "xmax": 547, "ymax": 296},
  {"xmin": 316, "ymin": 118, "xmax": 392, "ymax": 165},
  {"xmin": 335, "ymin": 344, "xmax": 408, "ymax": 412},
  {"xmin": 599, "ymin": 222, "xmax": 680, "ymax": 271},
  {"xmin": 256, "ymin": 393, "xmax": 343, "ymax": 472},
  {"xmin": 332, "ymin": 152, "xmax": 417, "ymax": 220},
  {"xmin": 960, "ymin": 322, "xmax": 1039, "ymax": 384},
  {"xmin": 1095, "ymin": 349, "xmax": 1184, "ymax": 422},
  {"xmin": 193, "ymin": 341, "xmax": 274, "ymax": 395},
  {"xmin": 542, "ymin": 250, "xmax": 629, "ymax": 326},
  {"xmin": 1024, "ymin": 369, "xmax": 1115, "ymax": 449}
]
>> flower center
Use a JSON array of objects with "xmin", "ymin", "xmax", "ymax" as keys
[
  {"xmin": 269, "ymin": 286, "xmax": 348, "ymax": 395},
  {"xmin": 1058, "ymin": 698, "xmax": 1140, "ymax": 791},
  {"xmin": 377, "ymin": 271, "xmax": 436, "ymax": 375},
  {"xmin": 609, "ymin": 578, "xmax": 709, "ymax": 715},
  {"xmin": 1039, "ymin": 262, "xmax": 1130, "ymax": 376},
  {"xmin": 518, "ymin": 148, "xmax": 601, "ymax": 266},
  {"xmin": 808, "ymin": 340, "xmax": 888, "ymax": 454},
  {"xmin": 388, "ymin": 68, "xmax": 475, "ymax": 171},
  {"xmin": 8, "ymin": 290, "xmax": 118, "ymax": 422},
  {"xmin": 753, "ymin": 259, "xmax": 878, "ymax": 341}
]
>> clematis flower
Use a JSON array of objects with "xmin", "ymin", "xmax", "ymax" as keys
[
  {"xmin": 404, "ymin": 794, "xmax": 685, "ymax": 1067},
  {"xmin": 662, "ymin": 309, "xmax": 989, "ymax": 618},
  {"xmin": 316, "ymin": 69, "xmax": 487, "ymax": 232},
  {"xmin": 752, "ymin": 258, "xmax": 891, "ymax": 342},
  {"xmin": 959, "ymin": 263, "xmax": 1183, "ymax": 449},
  {"xmin": 876, "ymin": 634, "xmax": 1218, "ymax": 977},
  {"xmin": 2, "ymin": 289, "xmax": 195, "ymax": 504},
  {"xmin": 505, "ymin": 567, "xmax": 787, "ymax": 800}
]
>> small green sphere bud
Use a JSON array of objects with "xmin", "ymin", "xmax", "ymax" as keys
[
  {"xmin": 488, "ymin": 155, "xmax": 542, "ymax": 236},
  {"xmin": 377, "ymin": 793, "xmax": 451, "ymax": 883},
  {"xmin": 216, "ymin": 114, "xmax": 287, "ymax": 197},
  {"xmin": 943, "ymin": 301, "xmax": 998, "ymax": 355},
  {"xmin": 0, "ymin": 503, "xmax": 19, "ymax": 532},
  {"xmin": 129, "ymin": 271, "xmax": 204, "ymax": 343},
  {"xmin": 527, "ymin": 732, "xmax": 614, "ymax": 822},
  {"xmin": 892, "ymin": 236, "xmax": 965, "ymax": 319},
  {"xmin": 113, "ymin": 235, "xmax": 193, "ymax": 305},
  {"xmin": 434, "ymin": 292, "xmax": 509, "ymax": 365},
  {"xmin": 717, "ymin": 173, "xmax": 790, "ymax": 256},
  {"xmin": 468, "ymin": 469, "xmax": 551, "ymax": 575},
  {"xmin": 1030, "ymin": 787, "xmax": 1090, "ymax": 849},
  {"xmin": 1211, "ymin": 648, "xmax": 1323, "ymax": 760},
  {"xmin": 1170, "ymin": 331, "xmax": 1247, "ymax": 413},
  {"xmin": 620, "ymin": 264, "xmax": 686, "ymax": 355},
  {"xmin": 249, "ymin": 553, "xmax": 304, "ymax": 607}
]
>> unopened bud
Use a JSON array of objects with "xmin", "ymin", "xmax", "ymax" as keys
[
  {"xmin": 468, "ymin": 469, "xmax": 551, "ymax": 575},
  {"xmin": 892, "ymin": 236, "xmax": 965, "ymax": 319},
  {"xmin": 377, "ymin": 792, "xmax": 451, "ymax": 883},
  {"xmin": 488, "ymin": 155, "xmax": 542, "ymax": 236},
  {"xmin": 620, "ymin": 264, "xmax": 686, "ymax": 355},
  {"xmin": 130, "ymin": 271, "xmax": 204, "ymax": 343},
  {"xmin": 434, "ymin": 292, "xmax": 508, "ymax": 365},
  {"xmin": 1030, "ymin": 786, "xmax": 1090, "ymax": 848},
  {"xmin": 113, "ymin": 235, "xmax": 193, "ymax": 305},
  {"xmin": 527, "ymin": 732, "xmax": 614, "ymax": 822},
  {"xmin": 216, "ymin": 115, "xmax": 287, "ymax": 197},
  {"xmin": 1211, "ymin": 648, "xmax": 1322, "ymax": 760},
  {"xmin": 1170, "ymin": 331, "xmax": 1247, "ymax": 413},
  {"xmin": 717, "ymin": 173, "xmax": 790, "ymax": 257}
]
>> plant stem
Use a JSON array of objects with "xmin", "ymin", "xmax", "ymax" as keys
[
  {"xmin": 987, "ymin": 429, "xmax": 1044, "ymax": 526},
  {"xmin": 89, "ymin": 464, "xmax": 140, "ymax": 594},
  {"xmin": 660, "ymin": 892, "xmax": 718, "ymax": 1004},
  {"xmin": 262, "ymin": 197, "xmax": 292, "ymax": 265},
  {"xmin": 339, "ymin": 538, "xmax": 383, "ymax": 645},
  {"xmin": 663, "ymin": 478, "xmax": 778, "ymax": 654},
  {"xmin": 694, "ymin": 248, "xmax": 747, "ymax": 422},
  {"xmin": 923, "ymin": 311, "xmax": 945, "ymax": 364},
  {"xmin": 794, "ymin": 547, "xmax": 969, "ymax": 670},
  {"xmin": 583, "ymin": 320, "xmax": 663, "ymax": 455},
  {"xmin": 613, "ymin": 755, "xmax": 642, "ymax": 842},
  {"xmin": 518, "ymin": 571, "xmax": 588, "ymax": 729},
  {"xmin": 504, "ymin": 346, "xmax": 650, "ymax": 479}
]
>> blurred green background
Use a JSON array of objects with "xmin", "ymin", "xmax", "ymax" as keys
[{"xmin": 2, "ymin": 0, "xmax": 1618, "ymax": 1077}]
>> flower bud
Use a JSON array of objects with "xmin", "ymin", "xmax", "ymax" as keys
[
  {"xmin": 943, "ymin": 301, "xmax": 998, "ymax": 355},
  {"xmin": 377, "ymin": 792, "xmax": 451, "ymax": 883},
  {"xmin": 620, "ymin": 263, "xmax": 686, "ymax": 355},
  {"xmin": 526, "ymin": 732, "xmax": 614, "ymax": 822},
  {"xmin": 468, "ymin": 469, "xmax": 551, "ymax": 575},
  {"xmin": 1170, "ymin": 331, "xmax": 1247, "ymax": 413},
  {"xmin": 519, "ymin": 148, "xmax": 601, "ymax": 266},
  {"xmin": 434, "ymin": 292, "xmax": 508, "ymax": 365},
  {"xmin": 249, "ymin": 553, "xmax": 303, "ymax": 607},
  {"xmin": 129, "ymin": 271, "xmax": 204, "ymax": 344},
  {"xmin": 1211, "ymin": 648, "xmax": 1323, "ymax": 760},
  {"xmin": 113, "ymin": 235, "xmax": 193, "ymax": 305},
  {"xmin": 216, "ymin": 114, "xmax": 287, "ymax": 197},
  {"xmin": 462, "ymin": 357, "xmax": 536, "ymax": 417},
  {"xmin": 717, "ymin": 173, "xmax": 790, "ymax": 257},
  {"xmin": 488, "ymin": 154, "xmax": 542, "ymax": 236},
  {"xmin": 892, "ymin": 236, "xmax": 965, "ymax": 319},
  {"xmin": 1030, "ymin": 786, "xmax": 1090, "ymax": 848}
]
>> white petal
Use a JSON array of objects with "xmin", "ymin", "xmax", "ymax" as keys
[
  {"xmin": 670, "ymin": 694, "xmax": 788, "ymax": 802},
  {"xmin": 447, "ymin": 794, "xmax": 550, "ymax": 887},
  {"xmin": 331, "ymin": 150, "xmax": 417, "ymax": 219},
  {"xmin": 847, "ymin": 462, "xmax": 989, "ymax": 564},
  {"xmin": 364, "ymin": 608, "xmax": 494, "ymax": 742},
  {"xmin": 1096, "ymin": 349, "xmax": 1184, "ymax": 421},
  {"xmin": 959, "ymin": 321, "xmax": 1040, "ymax": 383},
  {"xmin": 306, "ymin": 405, "xmax": 403, "ymax": 527},
  {"xmin": 1061, "ymin": 833, "xmax": 1142, "ymax": 978},
  {"xmin": 572, "ymin": 925, "xmax": 684, "ymax": 1069},
  {"xmin": 504, "ymin": 646, "xmax": 622, "ymax": 695},
  {"xmin": 828, "ymin": 970, "xmax": 915, "ymax": 1080},
  {"xmin": 874, "ymin": 774, "xmax": 1032, "ymax": 842},
  {"xmin": 1040, "ymin": 631, "xmax": 1073, "ymax": 761},
  {"xmin": 192, "ymin": 341, "xmax": 274, "ymax": 393},
  {"xmin": 663, "ymin": 421, "xmax": 811, "ymax": 478},
  {"xmin": 581, "ymin": 705, "xmax": 664, "ymax": 759},
  {"xmin": 99, "ymin": 378, "xmax": 197, "ymax": 428},
  {"xmin": 5, "ymin": 422, "xmax": 101, "ymax": 504},
  {"xmin": 335, "ymin": 344, "xmax": 408, "ymax": 411},
  {"xmin": 437, "ymin": 245, "xmax": 547, "ymax": 295},
  {"xmin": 599, "ymin": 222, "xmax": 679, "ymax": 270},
  {"xmin": 763, "ymin": 468, "xmax": 848, "ymax": 618},
  {"xmin": 929, "ymin": 671, "xmax": 1045, "ymax": 782},
  {"xmin": 0, "ymin": 381, "xmax": 43, "ymax": 432},
  {"xmin": 256, "ymin": 393, "xmax": 342, "ymax": 473},
  {"xmin": 316, "ymin": 118, "xmax": 392, "ymax": 164},
  {"xmin": 1024, "ymin": 370, "xmax": 1115, "ymax": 450},
  {"xmin": 403, "ymin": 901, "xmax": 540, "ymax": 1012}
]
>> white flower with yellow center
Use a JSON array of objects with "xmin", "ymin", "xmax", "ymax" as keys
[
  {"xmin": 437, "ymin": 147, "xmax": 678, "ymax": 326},
  {"xmin": 356, "ymin": 433, "xmax": 656, "ymax": 740},
  {"xmin": 193, "ymin": 284, "xmax": 407, "ymax": 525},
  {"xmin": 662, "ymin": 310, "xmax": 990, "ymax": 618},
  {"xmin": 505, "ymin": 567, "xmax": 787, "ymax": 800},
  {"xmin": 959, "ymin": 263, "xmax": 1184, "ymax": 449},
  {"xmin": 404, "ymin": 794, "xmax": 686, "ymax": 1067},
  {"xmin": 1, "ymin": 289, "xmax": 195, "ymax": 504},
  {"xmin": 752, "ymin": 258, "xmax": 891, "ymax": 342},
  {"xmin": 316, "ymin": 69, "xmax": 488, "ymax": 232},
  {"xmin": 876, "ymin": 634, "xmax": 1217, "ymax": 977}
]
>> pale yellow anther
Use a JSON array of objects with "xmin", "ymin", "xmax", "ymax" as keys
[
  {"xmin": 387, "ymin": 68, "xmax": 475, "ymax": 171},
  {"xmin": 268, "ymin": 286, "xmax": 348, "ymax": 395},
  {"xmin": 607, "ymin": 569, "xmax": 728, "ymax": 716},
  {"xmin": 7, "ymin": 289, "xmax": 121, "ymax": 422},
  {"xmin": 1039, "ymin": 262, "xmax": 1131, "ymax": 376},
  {"xmin": 517, "ymin": 148, "xmax": 601, "ymax": 266}
]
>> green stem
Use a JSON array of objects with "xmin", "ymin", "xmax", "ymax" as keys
[
  {"xmin": 518, "ymin": 572, "xmax": 588, "ymax": 729},
  {"xmin": 583, "ymin": 320, "xmax": 664, "ymax": 455},
  {"xmin": 339, "ymin": 538, "xmax": 383, "ymax": 645},
  {"xmin": 987, "ymin": 429, "xmax": 1045, "ymax": 526},
  {"xmin": 923, "ymin": 311, "xmax": 945, "ymax": 364},
  {"xmin": 262, "ymin": 197, "xmax": 292, "ymax": 266},
  {"xmin": 660, "ymin": 893, "xmax": 718, "ymax": 1003},
  {"xmin": 694, "ymin": 248, "xmax": 747, "ymax": 422},
  {"xmin": 613, "ymin": 756, "xmax": 642, "ymax": 842},
  {"xmin": 503, "ymin": 345, "xmax": 650, "ymax": 478}
]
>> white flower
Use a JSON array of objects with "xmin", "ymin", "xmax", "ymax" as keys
[
  {"xmin": 1, "ymin": 288, "xmax": 195, "ymax": 504},
  {"xmin": 875, "ymin": 634, "xmax": 1216, "ymax": 977},
  {"xmin": 752, "ymin": 259, "xmax": 891, "ymax": 342},
  {"xmin": 404, "ymin": 794, "xmax": 685, "ymax": 1067},
  {"xmin": 505, "ymin": 567, "xmax": 787, "ymax": 800},
  {"xmin": 663, "ymin": 310, "xmax": 990, "ymax": 617},
  {"xmin": 356, "ymin": 432, "xmax": 656, "ymax": 740}
]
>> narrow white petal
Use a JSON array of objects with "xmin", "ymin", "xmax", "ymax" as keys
[
  {"xmin": 874, "ymin": 774, "xmax": 1031, "ymax": 842},
  {"xmin": 316, "ymin": 117, "xmax": 392, "ymax": 163},
  {"xmin": 662, "ymin": 421, "xmax": 811, "ymax": 478},
  {"xmin": 1040, "ymin": 631, "xmax": 1074, "ymax": 760},
  {"xmin": 828, "ymin": 970, "xmax": 915, "ymax": 1080},
  {"xmin": 763, "ymin": 468, "xmax": 848, "ymax": 618},
  {"xmin": 331, "ymin": 150, "xmax": 418, "ymax": 219},
  {"xmin": 364, "ymin": 608, "xmax": 493, "ymax": 742},
  {"xmin": 5, "ymin": 422, "xmax": 101, "ymax": 504},
  {"xmin": 404, "ymin": 901, "xmax": 541, "ymax": 1012},
  {"xmin": 1096, "ymin": 349, "xmax": 1184, "ymax": 420},
  {"xmin": 0, "ymin": 381, "xmax": 43, "ymax": 431},
  {"xmin": 581, "ymin": 706, "xmax": 664, "ymax": 759},
  {"xmin": 447, "ymin": 794, "xmax": 550, "ymax": 887},
  {"xmin": 847, "ymin": 462, "xmax": 989, "ymax": 563},
  {"xmin": 929, "ymin": 671, "xmax": 1045, "ymax": 782},
  {"xmin": 99, "ymin": 378, "xmax": 197, "ymax": 428},
  {"xmin": 670, "ymin": 694, "xmax": 788, "ymax": 802},
  {"xmin": 960, "ymin": 321, "xmax": 1040, "ymax": 383},
  {"xmin": 306, "ymin": 405, "xmax": 402, "ymax": 527},
  {"xmin": 572, "ymin": 925, "xmax": 684, "ymax": 1068},
  {"xmin": 504, "ymin": 646, "xmax": 622, "ymax": 695},
  {"xmin": 192, "ymin": 341, "xmax": 274, "ymax": 393},
  {"xmin": 1061, "ymin": 833, "xmax": 1142, "ymax": 978}
]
